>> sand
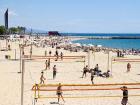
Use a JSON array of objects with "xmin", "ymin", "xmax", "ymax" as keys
[{"xmin": 0, "ymin": 38, "xmax": 140, "ymax": 105}]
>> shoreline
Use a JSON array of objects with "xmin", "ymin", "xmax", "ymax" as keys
[
  {"xmin": 68, "ymin": 35, "xmax": 140, "ymax": 39},
  {"xmin": 69, "ymin": 36, "xmax": 140, "ymax": 50}
]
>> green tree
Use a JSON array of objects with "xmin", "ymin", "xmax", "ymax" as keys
[
  {"xmin": 0, "ymin": 25, "xmax": 6, "ymax": 35},
  {"xmin": 9, "ymin": 27, "xmax": 18, "ymax": 34}
]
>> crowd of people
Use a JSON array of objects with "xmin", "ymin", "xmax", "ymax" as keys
[
  {"xmin": 1, "ymin": 34, "xmax": 137, "ymax": 105},
  {"xmin": 37, "ymin": 45, "xmax": 132, "ymax": 104},
  {"xmin": 8, "ymin": 35, "xmax": 132, "ymax": 105},
  {"xmin": 39, "ymin": 61, "xmax": 131, "ymax": 104}
]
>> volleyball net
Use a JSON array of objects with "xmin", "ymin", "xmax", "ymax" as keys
[
  {"xmin": 111, "ymin": 57, "xmax": 140, "ymax": 74},
  {"xmin": 32, "ymin": 83, "xmax": 140, "ymax": 100},
  {"xmin": 112, "ymin": 58, "xmax": 140, "ymax": 63},
  {"xmin": 23, "ymin": 55, "xmax": 86, "ymax": 63}
]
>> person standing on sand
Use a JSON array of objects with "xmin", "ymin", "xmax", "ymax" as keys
[
  {"xmin": 120, "ymin": 86, "xmax": 128, "ymax": 105},
  {"xmin": 55, "ymin": 50, "xmax": 58, "ymax": 56},
  {"xmin": 40, "ymin": 71, "xmax": 46, "ymax": 84},
  {"xmin": 55, "ymin": 50, "xmax": 59, "ymax": 61},
  {"xmin": 82, "ymin": 65, "xmax": 89, "ymax": 78},
  {"xmin": 30, "ymin": 49, "xmax": 32, "ymax": 58},
  {"xmin": 45, "ymin": 60, "xmax": 48, "ymax": 70},
  {"xmin": 53, "ymin": 65, "xmax": 57, "ymax": 79},
  {"xmin": 127, "ymin": 63, "xmax": 131, "ymax": 72},
  {"xmin": 94, "ymin": 64, "xmax": 101, "ymax": 76},
  {"xmin": 48, "ymin": 58, "xmax": 50, "ymax": 69},
  {"xmin": 60, "ymin": 52, "xmax": 63, "ymax": 60},
  {"xmin": 90, "ymin": 70, "xmax": 95, "ymax": 84},
  {"xmin": 8, "ymin": 44, "xmax": 11, "ymax": 50},
  {"xmin": 95, "ymin": 64, "xmax": 99, "ymax": 71},
  {"xmin": 45, "ymin": 50, "xmax": 47, "ymax": 56},
  {"xmin": 22, "ymin": 50, "xmax": 25, "ymax": 56},
  {"xmin": 49, "ymin": 50, "xmax": 52, "ymax": 56},
  {"xmin": 56, "ymin": 83, "xmax": 65, "ymax": 103}
]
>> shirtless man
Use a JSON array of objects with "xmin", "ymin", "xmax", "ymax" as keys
[
  {"xmin": 120, "ymin": 86, "xmax": 128, "ymax": 105},
  {"xmin": 56, "ymin": 83, "xmax": 65, "ymax": 103}
]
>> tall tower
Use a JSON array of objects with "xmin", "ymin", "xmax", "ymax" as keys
[{"xmin": 4, "ymin": 9, "xmax": 8, "ymax": 29}]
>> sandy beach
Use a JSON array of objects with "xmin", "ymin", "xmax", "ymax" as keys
[{"xmin": 0, "ymin": 36, "xmax": 140, "ymax": 105}]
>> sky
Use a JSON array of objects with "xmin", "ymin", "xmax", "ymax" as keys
[{"xmin": 0, "ymin": 0, "xmax": 140, "ymax": 33}]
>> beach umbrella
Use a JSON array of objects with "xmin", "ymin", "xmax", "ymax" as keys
[
  {"xmin": 88, "ymin": 44, "xmax": 94, "ymax": 47},
  {"xmin": 68, "ymin": 42, "xmax": 73, "ymax": 45},
  {"xmin": 82, "ymin": 44, "xmax": 87, "ymax": 46},
  {"xmin": 97, "ymin": 45, "xmax": 102, "ymax": 47},
  {"xmin": 67, "ymin": 42, "xmax": 73, "ymax": 46},
  {"xmin": 75, "ymin": 43, "xmax": 81, "ymax": 47}
]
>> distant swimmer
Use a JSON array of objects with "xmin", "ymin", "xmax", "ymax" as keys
[
  {"xmin": 127, "ymin": 63, "xmax": 131, "ymax": 72},
  {"xmin": 40, "ymin": 71, "xmax": 46, "ymax": 84},
  {"xmin": 56, "ymin": 83, "xmax": 65, "ymax": 103},
  {"xmin": 120, "ymin": 86, "xmax": 128, "ymax": 105}
]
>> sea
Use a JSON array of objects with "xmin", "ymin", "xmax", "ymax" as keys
[{"xmin": 62, "ymin": 33, "xmax": 140, "ymax": 49}]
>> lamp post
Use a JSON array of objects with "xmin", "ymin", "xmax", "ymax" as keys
[
  {"xmin": 88, "ymin": 49, "xmax": 90, "ymax": 68},
  {"xmin": 107, "ymin": 50, "xmax": 110, "ymax": 70},
  {"xmin": 15, "ymin": 49, "xmax": 17, "ymax": 60},
  {"xmin": 21, "ymin": 59, "xmax": 25, "ymax": 105}
]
